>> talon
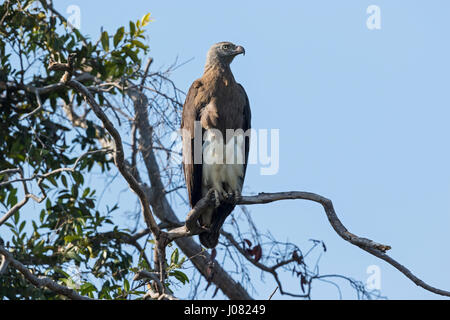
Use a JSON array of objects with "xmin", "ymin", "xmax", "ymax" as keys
[
  {"xmin": 234, "ymin": 191, "xmax": 242, "ymax": 203},
  {"xmin": 213, "ymin": 190, "xmax": 220, "ymax": 208}
]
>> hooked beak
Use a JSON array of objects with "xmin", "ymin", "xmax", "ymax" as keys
[{"xmin": 234, "ymin": 45, "xmax": 246, "ymax": 56}]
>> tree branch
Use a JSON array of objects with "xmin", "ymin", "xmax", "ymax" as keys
[
  {"xmin": 0, "ymin": 149, "xmax": 111, "ymax": 227},
  {"xmin": 0, "ymin": 246, "xmax": 91, "ymax": 300},
  {"xmin": 227, "ymin": 191, "xmax": 450, "ymax": 298}
]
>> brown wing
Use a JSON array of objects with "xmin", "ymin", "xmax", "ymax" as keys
[
  {"xmin": 238, "ymin": 83, "xmax": 252, "ymax": 178},
  {"xmin": 198, "ymin": 83, "xmax": 252, "ymax": 248},
  {"xmin": 181, "ymin": 80, "xmax": 204, "ymax": 208}
]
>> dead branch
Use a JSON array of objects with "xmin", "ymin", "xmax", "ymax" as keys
[
  {"xmin": 232, "ymin": 191, "xmax": 450, "ymax": 297},
  {"xmin": 268, "ymin": 287, "xmax": 278, "ymax": 300},
  {"xmin": 0, "ymin": 253, "xmax": 9, "ymax": 275},
  {"xmin": 163, "ymin": 190, "xmax": 450, "ymax": 298}
]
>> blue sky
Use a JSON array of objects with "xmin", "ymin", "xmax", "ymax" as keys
[{"xmin": 51, "ymin": 0, "xmax": 450, "ymax": 299}]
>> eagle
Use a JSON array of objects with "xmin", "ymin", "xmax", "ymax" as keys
[{"xmin": 181, "ymin": 42, "xmax": 251, "ymax": 248}]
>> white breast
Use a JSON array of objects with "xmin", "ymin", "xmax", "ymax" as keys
[{"xmin": 202, "ymin": 130, "xmax": 245, "ymax": 197}]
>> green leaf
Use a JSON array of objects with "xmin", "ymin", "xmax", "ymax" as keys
[
  {"xmin": 13, "ymin": 211, "xmax": 19, "ymax": 224},
  {"xmin": 64, "ymin": 234, "xmax": 82, "ymax": 243},
  {"xmin": 61, "ymin": 174, "xmax": 68, "ymax": 188},
  {"xmin": 55, "ymin": 267, "xmax": 71, "ymax": 278},
  {"xmin": 129, "ymin": 21, "xmax": 136, "ymax": 36},
  {"xmin": 85, "ymin": 198, "xmax": 95, "ymax": 209},
  {"xmin": 4, "ymin": 222, "xmax": 14, "ymax": 230},
  {"xmin": 47, "ymin": 175, "xmax": 58, "ymax": 187},
  {"xmin": 170, "ymin": 270, "xmax": 189, "ymax": 284},
  {"xmin": 171, "ymin": 248, "xmax": 179, "ymax": 265},
  {"xmin": 141, "ymin": 13, "xmax": 152, "ymax": 27},
  {"xmin": 72, "ymin": 171, "xmax": 84, "ymax": 185},
  {"xmin": 66, "ymin": 250, "xmax": 83, "ymax": 263},
  {"xmin": 131, "ymin": 40, "xmax": 148, "ymax": 50},
  {"xmin": 60, "ymin": 278, "xmax": 77, "ymax": 290},
  {"xmin": 124, "ymin": 47, "xmax": 139, "ymax": 64},
  {"xmin": 32, "ymin": 239, "xmax": 45, "ymax": 254},
  {"xmin": 19, "ymin": 221, "xmax": 26, "ymax": 233},
  {"xmin": 113, "ymin": 27, "xmax": 125, "ymax": 47},
  {"xmin": 45, "ymin": 198, "xmax": 51, "ymax": 210},
  {"xmin": 86, "ymin": 122, "xmax": 96, "ymax": 138},
  {"xmin": 82, "ymin": 187, "xmax": 90, "ymax": 198},
  {"xmin": 75, "ymin": 223, "xmax": 83, "ymax": 235},
  {"xmin": 124, "ymin": 279, "xmax": 130, "ymax": 292},
  {"xmin": 101, "ymin": 31, "xmax": 110, "ymax": 52},
  {"xmin": 80, "ymin": 282, "xmax": 97, "ymax": 295},
  {"xmin": 7, "ymin": 188, "xmax": 17, "ymax": 207},
  {"xmin": 71, "ymin": 184, "xmax": 79, "ymax": 199}
]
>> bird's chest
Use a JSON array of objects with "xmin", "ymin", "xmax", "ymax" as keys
[{"xmin": 199, "ymin": 85, "xmax": 244, "ymax": 133}]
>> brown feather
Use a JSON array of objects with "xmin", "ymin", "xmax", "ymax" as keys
[{"xmin": 181, "ymin": 62, "xmax": 251, "ymax": 248}]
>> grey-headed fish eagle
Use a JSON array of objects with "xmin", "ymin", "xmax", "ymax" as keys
[{"xmin": 181, "ymin": 42, "xmax": 251, "ymax": 248}]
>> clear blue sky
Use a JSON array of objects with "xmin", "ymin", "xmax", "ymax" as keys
[{"xmin": 53, "ymin": 0, "xmax": 450, "ymax": 299}]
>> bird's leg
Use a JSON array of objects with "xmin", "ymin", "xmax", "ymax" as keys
[
  {"xmin": 233, "ymin": 190, "xmax": 242, "ymax": 203},
  {"xmin": 225, "ymin": 190, "xmax": 242, "ymax": 204},
  {"xmin": 213, "ymin": 189, "xmax": 221, "ymax": 208}
]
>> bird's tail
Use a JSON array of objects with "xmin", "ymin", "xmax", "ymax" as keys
[
  {"xmin": 199, "ymin": 229, "xmax": 220, "ymax": 249},
  {"xmin": 199, "ymin": 202, "xmax": 235, "ymax": 248}
]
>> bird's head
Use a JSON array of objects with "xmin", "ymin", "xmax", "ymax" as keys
[{"xmin": 205, "ymin": 41, "xmax": 245, "ymax": 69}]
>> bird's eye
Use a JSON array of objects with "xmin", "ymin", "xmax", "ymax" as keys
[{"xmin": 222, "ymin": 44, "xmax": 229, "ymax": 50}]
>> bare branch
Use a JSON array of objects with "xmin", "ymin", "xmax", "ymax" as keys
[
  {"xmin": 0, "ymin": 253, "xmax": 10, "ymax": 275},
  {"xmin": 133, "ymin": 270, "xmax": 164, "ymax": 293},
  {"xmin": 0, "ymin": 169, "xmax": 32, "ymax": 227},
  {"xmin": 20, "ymin": 89, "xmax": 43, "ymax": 120},
  {"xmin": 268, "ymin": 286, "xmax": 278, "ymax": 300},
  {"xmin": 220, "ymin": 229, "xmax": 308, "ymax": 298},
  {"xmin": 149, "ymin": 189, "xmax": 450, "ymax": 298},
  {"xmin": 134, "ymin": 270, "xmax": 179, "ymax": 300},
  {"xmin": 238, "ymin": 191, "xmax": 450, "ymax": 297}
]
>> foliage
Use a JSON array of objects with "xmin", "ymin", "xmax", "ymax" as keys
[{"xmin": 0, "ymin": 0, "xmax": 186, "ymax": 300}]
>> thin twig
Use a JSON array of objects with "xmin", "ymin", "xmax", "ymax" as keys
[
  {"xmin": 0, "ymin": 149, "xmax": 110, "ymax": 226},
  {"xmin": 268, "ymin": 286, "xmax": 278, "ymax": 300}
]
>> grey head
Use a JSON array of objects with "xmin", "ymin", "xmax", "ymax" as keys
[{"xmin": 205, "ymin": 41, "xmax": 245, "ymax": 70}]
